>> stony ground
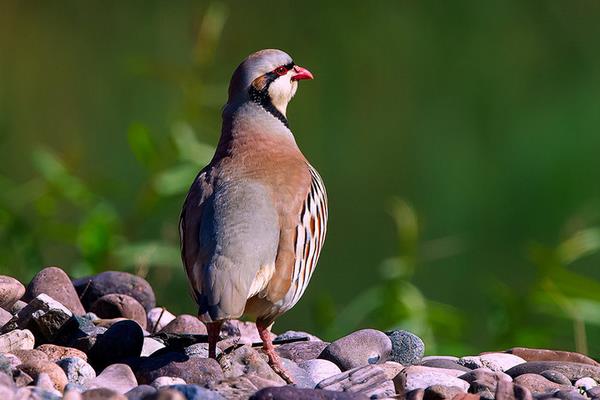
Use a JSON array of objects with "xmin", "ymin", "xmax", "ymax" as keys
[{"xmin": 0, "ymin": 267, "xmax": 599, "ymax": 400}]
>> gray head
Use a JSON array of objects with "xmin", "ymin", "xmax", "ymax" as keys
[{"xmin": 227, "ymin": 49, "xmax": 313, "ymax": 118}]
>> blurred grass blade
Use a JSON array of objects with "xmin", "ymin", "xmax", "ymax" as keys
[
  {"xmin": 171, "ymin": 122, "xmax": 214, "ymax": 166},
  {"xmin": 128, "ymin": 123, "xmax": 157, "ymax": 167},
  {"xmin": 557, "ymin": 228, "xmax": 600, "ymax": 265},
  {"xmin": 153, "ymin": 163, "xmax": 199, "ymax": 196}
]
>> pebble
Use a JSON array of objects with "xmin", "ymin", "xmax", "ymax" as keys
[
  {"xmin": 387, "ymin": 330, "xmax": 425, "ymax": 365},
  {"xmin": 11, "ymin": 349, "xmax": 49, "ymax": 365},
  {"xmin": 276, "ymin": 340, "xmax": 328, "ymax": 363},
  {"xmin": 37, "ymin": 344, "xmax": 88, "ymax": 362},
  {"xmin": 0, "ymin": 307, "xmax": 12, "ymax": 327},
  {"xmin": 150, "ymin": 376, "xmax": 187, "ymax": 388},
  {"xmin": 142, "ymin": 337, "xmax": 166, "ymax": 357},
  {"xmin": 298, "ymin": 359, "xmax": 342, "ymax": 384},
  {"xmin": 16, "ymin": 386, "xmax": 63, "ymax": 400},
  {"xmin": 540, "ymin": 370, "xmax": 572, "ymax": 385},
  {"xmin": 280, "ymin": 357, "xmax": 316, "ymax": 389},
  {"xmin": 24, "ymin": 266, "xmax": 86, "ymax": 315},
  {"xmin": 10, "ymin": 300, "xmax": 27, "ymax": 315},
  {"xmin": 89, "ymin": 364, "xmax": 138, "ymax": 394},
  {"xmin": 17, "ymin": 360, "xmax": 69, "ymax": 391},
  {"xmin": 424, "ymin": 384, "xmax": 465, "ymax": 400},
  {"xmin": 574, "ymin": 376, "xmax": 597, "ymax": 390},
  {"xmin": 90, "ymin": 294, "xmax": 148, "ymax": 330},
  {"xmin": 275, "ymin": 330, "xmax": 321, "ymax": 342},
  {"xmin": 183, "ymin": 343, "xmax": 215, "ymax": 359},
  {"xmin": 0, "ymin": 372, "xmax": 14, "ymax": 399},
  {"xmin": 0, "ymin": 275, "xmax": 25, "ymax": 311},
  {"xmin": 401, "ymin": 365, "xmax": 470, "ymax": 391},
  {"xmin": 587, "ymin": 386, "xmax": 600, "ymax": 398},
  {"xmin": 319, "ymin": 329, "xmax": 392, "ymax": 371},
  {"xmin": 159, "ymin": 314, "xmax": 206, "ymax": 335},
  {"xmin": 0, "ymin": 329, "xmax": 35, "ymax": 353},
  {"xmin": 420, "ymin": 358, "xmax": 471, "ymax": 372},
  {"xmin": 219, "ymin": 345, "xmax": 285, "ymax": 384},
  {"xmin": 505, "ymin": 347, "xmax": 599, "ymax": 366},
  {"xmin": 494, "ymin": 379, "xmax": 533, "ymax": 400},
  {"xmin": 134, "ymin": 351, "xmax": 223, "ymax": 386},
  {"xmin": 125, "ymin": 384, "xmax": 156, "ymax": 400},
  {"xmin": 457, "ymin": 356, "xmax": 483, "ymax": 369},
  {"xmin": 82, "ymin": 387, "xmax": 127, "ymax": 400},
  {"xmin": 162, "ymin": 384, "xmax": 225, "ymax": 400},
  {"xmin": 1, "ymin": 294, "xmax": 73, "ymax": 342},
  {"xmin": 317, "ymin": 364, "xmax": 390, "ymax": 397},
  {"xmin": 88, "ymin": 320, "xmax": 143, "ymax": 369},
  {"xmin": 479, "ymin": 352, "xmax": 527, "ymax": 372},
  {"xmin": 506, "ymin": 361, "xmax": 600, "ymax": 382},
  {"xmin": 35, "ymin": 371, "xmax": 58, "ymax": 392},
  {"xmin": 57, "ymin": 357, "xmax": 96, "ymax": 386},
  {"xmin": 147, "ymin": 307, "xmax": 176, "ymax": 333},
  {"xmin": 73, "ymin": 271, "xmax": 156, "ymax": 312},
  {"xmin": 251, "ymin": 386, "xmax": 369, "ymax": 400},
  {"xmin": 514, "ymin": 373, "xmax": 567, "ymax": 393},
  {"xmin": 205, "ymin": 375, "xmax": 266, "ymax": 399}
]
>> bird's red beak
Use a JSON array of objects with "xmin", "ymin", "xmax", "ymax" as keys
[{"xmin": 291, "ymin": 66, "xmax": 314, "ymax": 81}]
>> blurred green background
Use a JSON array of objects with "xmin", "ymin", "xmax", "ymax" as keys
[{"xmin": 2, "ymin": 1, "xmax": 600, "ymax": 357}]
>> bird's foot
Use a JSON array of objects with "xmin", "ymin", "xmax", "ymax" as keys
[{"xmin": 266, "ymin": 352, "xmax": 294, "ymax": 384}]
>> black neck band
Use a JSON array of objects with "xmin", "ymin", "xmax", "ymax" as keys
[{"xmin": 248, "ymin": 85, "xmax": 289, "ymax": 128}]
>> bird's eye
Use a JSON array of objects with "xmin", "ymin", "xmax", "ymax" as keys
[{"xmin": 274, "ymin": 66, "xmax": 288, "ymax": 76}]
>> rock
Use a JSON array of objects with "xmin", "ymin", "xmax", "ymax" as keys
[
  {"xmin": 90, "ymin": 294, "xmax": 147, "ymax": 330},
  {"xmin": 574, "ymin": 377, "xmax": 597, "ymax": 390},
  {"xmin": 161, "ymin": 384, "xmax": 225, "ymax": 400},
  {"xmin": 89, "ymin": 364, "xmax": 138, "ymax": 394},
  {"xmin": 151, "ymin": 376, "xmax": 186, "ymax": 388},
  {"xmin": 57, "ymin": 357, "xmax": 96, "ymax": 386},
  {"xmin": 420, "ymin": 358, "xmax": 471, "ymax": 372},
  {"xmin": 494, "ymin": 379, "xmax": 533, "ymax": 400},
  {"xmin": 587, "ymin": 386, "xmax": 600, "ymax": 398},
  {"xmin": 10, "ymin": 300, "xmax": 27, "ymax": 315},
  {"xmin": 400, "ymin": 366, "xmax": 470, "ymax": 391},
  {"xmin": 73, "ymin": 271, "xmax": 156, "ymax": 313},
  {"xmin": 82, "ymin": 387, "xmax": 127, "ymax": 400},
  {"xmin": 35, "ymin": 371, "xmax": 58, "ymax": 392},
  {"xmin": 0, "ymin": 294, "xmax": 74, "ymax": 343},
  {"xmin": 64, "ymin": 387, "xmax": 84, "ymax": 400},
  {"xmin": 423, "ymin": 384, "xmax": 465, "ymax": 400},
  {"xmin": 540, "ymin": 370, "xmax": 572, "ymax": 385},
  {"xmin": 16, "ymin": 386, "xmax": 63, "ymax": 400},
  {"xmin": 317, "ymin": 364, "xmax": 391, "ymax": 397},
  {"xmin": 552, "ymin": 388, "xmax": 587, "ymax": 400},
  {"xmin": 13, "ymin": 369, "xmax": 34, "ymax": 387},
  {"xmin": 452, "ymin": 394, "xmax": 486, "ymax": 400},
  {"xmin": 275, "ymin": 330, "xmax": 321, "ymax": 342},
  {"xmin": 281, "ymin": 358, "xmax": 316, "ymax": 389},
  {"xmin": 276, "ymin": 340, "xmax": 328, "ymax": 363},
  {"xmin": 380, "ymin": 361, "xmax": 404, "ymax": 380},
  {"xmin": 513, "ymin": 373, "xmax": 566, "ymax": 393},
  {"xmin": 205, "ymin": 375, "xmax": 265, "ymax": 399},
  {"xmin": 459, "ymin": 368, "xmax": 512, "ymax": 393},
  {"xmin": 506, "ymin": 361, "xmax": 600, "ymax": 382},
  {"xmin": 0, "ymin": 307, "xmax": 12, "ymax": 327},
  {"xmin": 457, "ymin": 356, "xmax": 483, "ymax": 370},
  {"xmin": 24, "ymin": 267, "xmax": 86, "ymax": 315},
  {"xmin": 0, "ymin": 275, "xmax": 25, "ymax": 311},
  {"xmin": 251, "ymin": 386, "xmax": 369, "ymax": 400},
  {"xmin": 88, "ymin": 320, "xmax": 143, "ymax": 369},
  {"xmin": 0, "ymin": 372, "xmax": 14, "ymax": 400},
  {"xmin": 0, "ymin": 329, "xmax": 35, "ymax": 352},
  {"xmin": 134, "ymin": 352, "xmax": 223, "ymax": 386},
  {"xmin": 319, "ymin": 329, "xmax": 392, "ymax": 371},
  {"xmin": 220, "ymin": 320, "xmax": 271, "ymax": 343},
  {"xmin": 147, "ymin": 308, "xmax": 176, "ymax": 334},
  {"xmin": 17, "ymin": 360, "xmax": 69, "ymax": 391},
  {"xmin": 183, "ymin": 343, "xmax": 214, "ymax": 359},
  {"xmin": 142, "ymin": 337, "xmax": 166, "ymax": 357},
  {"xmin": 478, "ymin": 353, "xmax": 527, "ymax": 372},
  {"xmin": 219, "ymin": 345, "xmax": 285, "ymax": 383},
  {"xmin": 406, "ymin": 389, "xmax": 425, "ymax": 400},
  {"xmin": 505, "ymin": 348, "xmax": 599, "ymax": 366},
  {"xmin": 11, "ymin": 349, "xmax": 49, "ymax": 365},
  {"xmin": 299, "ymin": 359, "xmax": 342, "ymax": 384},
  {"xmin": 159, "ymin": 315, "xmax": 206, "ymax": 335},
  {"xmin": 0, "ymin": 354, "xmax": 14, "ymax": 377},
  {"xmin": 37, "ymin": 344, "xmax": 88, "ymax": 362},
  {"xmin": 151, "ymin": 388, "xmax": 187, "ymax": 400},
  {"xmin": 387, "ymin": 330, "xmax": 425, "ymax": 365},
  {"xmin": 125, "ymin": 384, "xmax": 156, "ymax": 400}
]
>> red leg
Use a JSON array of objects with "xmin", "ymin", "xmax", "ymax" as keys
[
  {"xmin": 256, "ymin": 319, "xmax": 294, "ymax": 384},
  {"xmin": 206, "ymin": 321, "xmax": 223, "ymax": 359}
]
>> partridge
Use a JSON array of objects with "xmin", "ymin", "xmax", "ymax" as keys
[{"xmin": 179, "ymin": 49, "xmax": 328, "ymax": 381}]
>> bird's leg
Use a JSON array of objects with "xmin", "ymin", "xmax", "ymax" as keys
[
  {"xmin": 206, "ymin": 320, "xmax": 223, "ymax": 359},
  {"xmin": 256, "ymin": 319, "xmax": 294, "ymax": 384}
]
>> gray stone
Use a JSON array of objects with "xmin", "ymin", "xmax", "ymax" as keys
[
  {"xmin": 88, "ymin": 320, "xmax": 143, "ymax": 369},
  {"xmin": 35, "ymin": 372, "xmax": 57, "ymax": 392},
  {"xmin": 494, "ymin": 379, "xmax": 533, "ymax": 400},
  {"xmin": 147, "ymin": 308, "xmax": 176, "ymax": 334},
  {"xmin": 457, "ymin": 356, "xmax": 483, "ymax": 370},
  {"xmin": 0, "ymin": 275, "xmax": 25, "ymax": 311},
  {"xmin": 421, "ymin": 358, "xmax": 471, "ymax": 372},
  {"xmin": 299, "ymin": 359, "xmax": 342, "ymax": 384},
  {"xmin": 134, "ymin": 352, "xmax": 223, "ymax": 386},
  {"xmin": 401, "ymin": 366, "xmax": 469, "ymax": 391},
  {"xmin": 552, "ymin": 388, "xmax": 587, "ymax": 400},
  {"xmin": 159, "ymin": 315, "xmax": 206, "ymax": 335},
  {"xmin": 16, "ymin": 386, "xmax": 62, "ymax": 400},
  {"xmin": 183, "ymin": 343, "xmax": 216, "ymax": 358},
  {"xmin": 125, "ymin": 385, "xmax": 156, "ymax": 400},
  {"xmin": 586, "ymin": 385, "xmax": 600, "ymax": 398},
  {"xmin": 459, "ymin": 368, "xmax": 512, "ymax": 394},
  {"xmin": 251, "ymin": 386, "xmax": 369, "ymax": 399},
  {"xmin": 0, "ymin": 329, "xmax": 35, "ymax": 353},
  {"xmin": 219, "ymin": 345, "xmax": 285, "ymax": 383},
  {"xmin": 205, "ymin": 375, "xmax": 266, "ymax": 400},
  {"xmin": 24, "ymin": 267, "xmax": 86, "ymax": 315},
  {"xmin": 91, "ymin": 294, "xmax": 147, "ymax": 330},
  {"xmin": 0, "ymin": 307, "xmax": 12, "ymax": 327},
  {"xmin": 89, "ymin": 364, "xmax": 138, "ymax": 394},
  {"xmin": 150, "ymin": 376, "xmax": 186, "ymax": 388},
  {"xmin": 541, "ymin": 370, "xmax": 572, "ymax": 385},
  {"xmin": 73, "ymin": 271, "xmax": 156, "ymax": 312},
  {"xmin": 316, "ymin": 364, "xmax": 391, "ymax": 397},
  {"xmin": 275, "ymin": 330, "xmax": 321, "ymax": 342},
  {"xmin": 281, "ymin": 357, "xmax": 315, "ymax": 388},
  {"xmin": 506, "ymin": 361, "xmax": 600, "ymax": 382},
  {"xmin": 0, "ymin": 372, "xmax": 15, "ymax": 400},
  {"xmin": 142, "ymin": 337, "xmax": 166, "ymax": 357},
  {"xmin": 387, "ymin": 330, "xmax": 425, "ymax": 365},
  {"xmin": 0, "ymin": 294, "xmax": 73, "ymax": 342},
  {"xmin": 276, "ymin": 340, "xmax": 328, "ymax": 363},
  {"xmin": 81, "ymin": 387, "xmax": 127, "ymax": 400},
  {"xmin": 37, "ymin": 343, "xmax": 88, "ymax": 362},
  {"xmin": 10, "ymin": 300, "xmax": 27, "ymax": 315},
  {"xmin": 57, "ymin": 357, "xmax": 96, "ymax": 386},
  {"xmin": 162, "ymin": 384, "xmax": 225, "ymax": 400},
  {"xmin": 424, "ymin": 384, "xmax": 465, "ymax": 400},
  {"xmin": 574, "ymin": 377, "xmax": 597, "ymax": 390},
  {"xmin": 319, "ymin": 329, "xmax": 392, "ymax": 371},
  {"xmin": 513, "ymin": 373, "xmax": 567, "ymax": 394},
  {"xmin": 479, "ymin": 353, "xmax": 527, "ymax": 372}
]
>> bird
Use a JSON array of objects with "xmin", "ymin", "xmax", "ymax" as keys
[{"xmin": 179, "ymin": 49, "xmax": 328, "ymax": 382}]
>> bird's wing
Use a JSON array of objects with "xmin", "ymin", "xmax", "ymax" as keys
[{"xmin": 285, "ymin": 163, "xmax": 328, "ymax": 308}]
